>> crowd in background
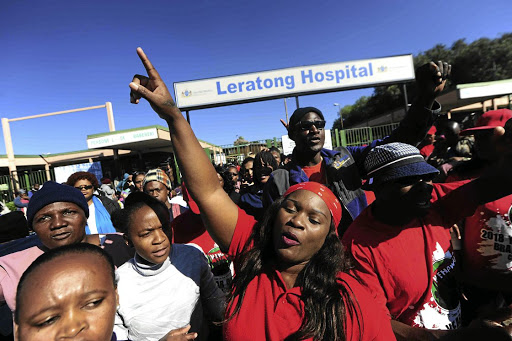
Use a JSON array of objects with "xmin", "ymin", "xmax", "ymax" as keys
[{"xmin": 1, "ymin": 49, "xmax": 512, "ymax": 341}]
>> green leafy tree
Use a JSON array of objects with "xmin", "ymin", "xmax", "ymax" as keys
[{"xmin": 332, "ymin": 33, "xmax": 512, "ymax": 129}]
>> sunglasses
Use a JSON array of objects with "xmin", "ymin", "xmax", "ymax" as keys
[
  {"xmin": 75, "ymin": 185, "xmax": 93, "ymax": 190},
  {"xmin": 393, "ymin": 174, "xmax": 435, "ymax": 187},
  {"xmin": 296, "ymin": 120, "xmax": 326, "ymax": 131},
  {"xmin": 228, "ymin": 172, "xmax": 238, "ymax": 177}
]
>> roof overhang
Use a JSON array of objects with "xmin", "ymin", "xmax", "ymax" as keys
[
  {"xmin": 437, "ymin": 78, "xmax": 512, "ymax": 113},
  {"xmin": 86, "ymin": 125, "xmax": 173, "ymax": 151}
]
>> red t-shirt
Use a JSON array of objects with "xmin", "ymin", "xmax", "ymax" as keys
[
  {"xmin": 223, "ymin": 208, "xmax": 395, "ymax": 341},
  {"xmin": 171, "ymin": 210, "xmax": 232, "ymax": 293},
  {"xmin": 342, "ymin": 181, "xmax": 476, "ymax": 330},
  {"xmin": 447, "ymin": 170, "xmax": 512, "ymax": 289},
  {"xmin": 302, "ymin": 161, "xmax": 327, "ymax": 184}
]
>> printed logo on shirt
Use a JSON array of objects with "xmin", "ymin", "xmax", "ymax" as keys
[
  {"xmin": 477, "ymin": 207, "xmax": 512, "ymax": 271},
  {"xmin": 333, "ymin": 155, "xmax": 350, "ymax": 170},
  {"xmin": 206, "ymin": 245, "xmax": 233, "ymax": 294},
  {"xmin": 413, "ymin": 242, "xmax": 461, "ymax": 330}
]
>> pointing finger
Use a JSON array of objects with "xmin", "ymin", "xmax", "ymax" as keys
[{"xmin": 137, "ymin": 47, "xmax": 161, "ymax": 80}]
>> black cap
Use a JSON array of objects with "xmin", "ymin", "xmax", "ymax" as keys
[{"xmin": 288, "ymin": 107, "xmax": 324, "ymax": 138}]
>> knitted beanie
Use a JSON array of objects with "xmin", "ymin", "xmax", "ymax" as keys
[
  {"xmin": 26, "ymin": 181, "xmax": 89, "ymax": 227},
  {"xmin": 143, "ymin": 169, "xmax": 172, "ymax": 190}
]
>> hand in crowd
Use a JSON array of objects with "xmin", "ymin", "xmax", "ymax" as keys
[
  {"xmin": 159, "ymin": 325, "xmax": 198, "ymax": 341},
  {"xmin": 416, "ymin": 60, "xmax": 451, "ymax": 101},
  {"xmin": 129, "ymin": 47, "xmax": 178, "ymax": 121},
  {"xmin": 280, "ymin": 118, "xmax": 289, "ymax": 132}
]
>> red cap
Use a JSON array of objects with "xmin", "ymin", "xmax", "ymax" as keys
[
  {"xmin": 181, "ymin": 182, "xmax": 200, "ymax": 214},
  {"xmin": 283, "ymin": 182, "xmax": 342, "ymax": 232},
  {"xmin": 460, "ymin": 109, "xmax": 512, "ymax": 136}
]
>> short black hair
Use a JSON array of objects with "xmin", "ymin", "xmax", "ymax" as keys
[
  {"xmin": 118, "ymin": 192, "xmax": 171, "ymax": 237},
  {"xmin": 241, "ymin": 157, "xmax": 254, "ymax": 167},
  {"xmin": 269, "ymin": 146, "xmax": 280, "ymax": 154},
  {"xmin": 14, "ymin": 243, "xmax": 115, "ymax": 323},
  {"xmin": 254, "ymin": 151, "xmax": 278, "ymax": 171}
]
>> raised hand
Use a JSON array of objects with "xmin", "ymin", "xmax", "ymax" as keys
[
  {"xmin": 129, "ymin": 47, "xmax": 179, "ymax": 121},
  {"xmin": 416, "ymin": 60, "xmax": 452, "ymax": 101}
]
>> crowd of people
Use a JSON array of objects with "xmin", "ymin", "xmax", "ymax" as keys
[{"xmin": 1, "ymin": 48, "xmax": 512, "ymax": 341}]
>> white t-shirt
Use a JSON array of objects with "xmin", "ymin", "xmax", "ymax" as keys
[
  {"xmin": 114, "ymin": 244, "xmax": 225, "ymax": 341},
  {"xmin": 87, "ymin": 202, "xmax": 97, "ymax": 234}
]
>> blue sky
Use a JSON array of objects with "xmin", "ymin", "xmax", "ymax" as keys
[{"xmin": 2, "ymin": 0, "xmax": 511, "ymax": 154}]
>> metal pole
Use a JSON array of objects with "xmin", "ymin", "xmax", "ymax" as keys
[
  {"xmin": 186, "ymin": 111, "xmax": 190, "ymax": 124},
  {"xmin": 284, "ymin": 98, "xmax": 289, "ymax": 124},
  {"xmin": 8, "ymin": 104, "xmax": 106, "ymax": 122},
  {"xmin": 402, "ymin": 83, "xmax": 409, "ymax": 114},
  {"xmin": 2, "ymin": 118, "xmax": 18, "ymax": 189},
  {"xmin": 295, "ymin": 96, "xmax": 300, "ymax": 109},
  {"xmin": 106, "ymin": 102, "xmax": 116, "ymax": 131}
]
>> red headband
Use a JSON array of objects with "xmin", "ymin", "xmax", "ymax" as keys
[{"xmin": 283, "ymin": 182, "xmax": 342, "ymax": 230}]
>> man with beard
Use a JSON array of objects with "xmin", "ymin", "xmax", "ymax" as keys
[
  {"xmin": 265, "ymin": 61, "xmax": 451, "ymax": 235},
  {"xmin": 342, "ymin": 137, "xmax": 512, "ymax": 340}
]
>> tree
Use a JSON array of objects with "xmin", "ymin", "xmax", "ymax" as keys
[
  {"xmin": 332, "ymin": 33, "xmax": 512, "ymax": 129},
  {"xmin": 233, "ymin": 136, "xmax": 249, "ymax": 145}
]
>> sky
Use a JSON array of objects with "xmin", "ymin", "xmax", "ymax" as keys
[{"xmin": 2, "ymin": 0, "xmax": 511, "ymax": 155}]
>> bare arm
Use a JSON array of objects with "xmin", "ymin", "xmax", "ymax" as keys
[{"xmin": 129, "ymin": 47, "xmax": 238, "ymax": 252}]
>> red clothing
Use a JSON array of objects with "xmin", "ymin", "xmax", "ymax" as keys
[
  {"xmin": 171, "ymin": 210, "xmax": 232, "ymax": 293},
  {"xmin": 448, "ymin": 170, "xmax": 512, "ymax": 288},
  {"xmin": 343, "ymin": 181, "xmax": 476, "ymax": 330},
  {"xmin": 223, "ymin": 208, "xmax": 395, "ymax": 341},
  {"xmin": 419, "ymin": 144, "xmax": 435, "ymax": 159},
  {"xmin": 301, "ymin": 161, "xmax": 327, "ymax": 184}
]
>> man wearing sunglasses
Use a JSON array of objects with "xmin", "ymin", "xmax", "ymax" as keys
[{"xmin": 264, "ymin": 61, "xmax": 451, "ymax": 235}]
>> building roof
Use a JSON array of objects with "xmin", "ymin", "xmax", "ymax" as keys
[{"xmin": 437, "ymin": 78, "xmax": 512, "ymax": 113}]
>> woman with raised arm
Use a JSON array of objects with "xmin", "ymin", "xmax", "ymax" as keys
[{"xmin": 129, "ymin": 47, "xmax": 394, "ymax": 341}]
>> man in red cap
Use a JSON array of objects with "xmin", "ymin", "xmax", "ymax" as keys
[{"xmin": 444, "ymin": 108, "xmax": 512, "ymax": 324}]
